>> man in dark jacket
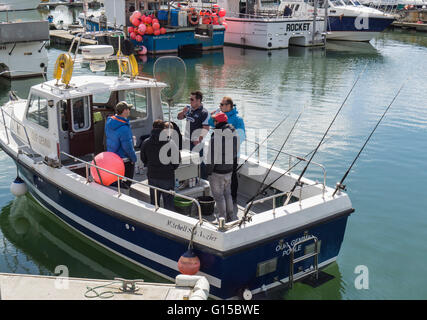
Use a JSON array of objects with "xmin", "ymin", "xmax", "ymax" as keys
[
  {"xmin": 105, "ymin": 101, "xmax": 137, "ymax": 188},
  {"xmin": 206, "ymin": 112, "xmax": 238, "ymax": 222},
  {"xmin": 140, "ymin": 120, "xmax": 181, "ymax": 211}
]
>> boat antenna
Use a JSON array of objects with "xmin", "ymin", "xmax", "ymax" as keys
[
  {"xmin": 240, "ymin": 107, "xmax": 305, "ymax": 225},
  {"xmin": 332, "ymin": 83, "xmax": 405, "ymax": 197},
  {"xmin": 282, "ymin": 63, "xmax": 368, "ymax": 207},
  {"xmin": 236, "ymin": 111, "xmax": 292, "ymax": 172}
]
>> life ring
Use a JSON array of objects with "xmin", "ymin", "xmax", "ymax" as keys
[
  {"xmin": 53, "ymin": 53, "xmax": 74, "ymax": 86},
  {"xmin": 188, "ymin": 10, "xmax": 199, "ymax": 25},
  {"xmin": 117, "ymin": 51, "xmax": 138, "ymax": 77},
  {"xmin": 128, "ymin": 54, "xmax": 139, "ymax": 77}
]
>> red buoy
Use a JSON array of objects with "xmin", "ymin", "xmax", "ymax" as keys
[
  {"xmin": 177, "ymin": 249, "xmax": 200, "ymax": 275},
  {"xmin": 90, "ymin": 152, "xmax": 125, "ymax": 186}
]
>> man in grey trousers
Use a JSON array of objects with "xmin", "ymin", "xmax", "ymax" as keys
[{"xmin": 206, "ymin": 112, "xmax": 239, "ymax": 222}]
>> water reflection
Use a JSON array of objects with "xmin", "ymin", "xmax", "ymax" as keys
[
  {"xmin": 0, "ymin": 77, "xmax": 45, "ymax": 105},
  {"xmin": 0, "ymin": 194, "xmax": 167, "ymax": 283}
]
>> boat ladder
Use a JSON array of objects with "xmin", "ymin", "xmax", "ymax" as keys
[{"xmin": 289, "ymin": 235, "xmax": 319, "ymax": 288}]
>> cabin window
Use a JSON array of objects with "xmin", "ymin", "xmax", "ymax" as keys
[
  {"xmin": 58, "ymin": 100, "xmax": 68, "ymax": 131},
  {"xmin": 124, "ymin": 88, "xmax": 148, "ymax": 120},
  {"xmin": 71, "ymin": 97, "xmax": 91, "ymax": 132},
  {"xmin": 27, "ymin": 94, "xmax": 49, "ymax": 129}
]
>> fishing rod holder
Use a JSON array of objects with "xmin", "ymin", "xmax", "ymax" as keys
[{"xmin": 334, "ymin": 182, "xmax": 346, "ymax": 196}]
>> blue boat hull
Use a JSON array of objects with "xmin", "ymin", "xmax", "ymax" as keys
[
  {"xmin": 15, "ymin": 159, "xmax": 352, "ymax": 299},
  {"xmin": 328, "ymin": 15, "xmax": 394, "ymax": 33},
  {"xmin": 82, "ymin": 20, "xmax": 225, "ymax": 54}
]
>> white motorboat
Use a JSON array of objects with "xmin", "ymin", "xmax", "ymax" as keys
[
  {"xmin": 0, "ymin": 0, "xmax": 41, "ymax": 11},
  {"xmin": 0, "ymin": 35, "xmax": 354, "ymax": 299},
  {"xmin": 279, "ymin": 0, "xmax": 396, "ymax": 41},
  {"xmin": 207, "ymin": 0, "xmax": 326, "ymax": 49},
  {"xmin": 0, "ymin": 20, "xmax": 49, "ymax": 79}
]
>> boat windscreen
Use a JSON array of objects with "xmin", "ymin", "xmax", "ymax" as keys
[
  {"xmin": 330, "ymin": 0, "xmax": 345, "ymax": 6},
  {"xmin": 124, "ymin": 88, "xmax": 148, "ymax": 120}
]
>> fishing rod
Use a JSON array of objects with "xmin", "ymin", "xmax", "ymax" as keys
[
  {"xmin": 332, "ymin": 83, "xmax": 405, "ymax": 197},
  {"xmin": 282, "ymin": 64, "xmax": 368, "ymax": 207},
  {"xmin": 245, "ymin": 134, "xmax": 335, "ymax": 207},
  {"xmin": 236, "ymin": 111, "xmax": 291, "ymax": 172},
  {"xmin": 241, "ymin": 108, "xmax": 305, "ymax": 224}
]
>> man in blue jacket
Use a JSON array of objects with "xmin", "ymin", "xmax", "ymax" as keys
[
  {"xmin": 209, "ymin": 97, "xmax": 246, "ymax": 203},
  {"xmin": 105, "ymin": 101, "xmax": 137, "ymax": 188}
]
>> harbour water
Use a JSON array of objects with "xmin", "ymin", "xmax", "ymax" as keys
[{"xmin": 1, "ymin": 6, "xmax": 427, "ymax": 300}]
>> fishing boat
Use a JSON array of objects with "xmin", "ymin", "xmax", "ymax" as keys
[
  {"xmin": 209, "ymin": 0, "xmax": 326, "ymax": 49},
  {"xmin": 0, "ymin": 20, "xmax": 49, "ymax": 79},
  {"xmin": 279, "ymin": 0, "xmax": 396, "ymax": 41},
  {"xmin": 0, "ymin": 37, "xmax": 355, "ymax": 299},
  {"xmin": 79, "ymin": 0, "xmax": 225, "ymax": 54},
  {"xmin": 0, "ymin": 0, "xmax": 41, "ymax": 11}
]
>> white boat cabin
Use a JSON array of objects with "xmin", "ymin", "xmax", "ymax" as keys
[{"xmin": 12, "ymin": 75, "xmax": 166, "ymax": 162}]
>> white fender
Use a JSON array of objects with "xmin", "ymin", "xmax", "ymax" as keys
[{"xmin": 10, "ymin": 177, "xmax": 27, "ymax": 197}]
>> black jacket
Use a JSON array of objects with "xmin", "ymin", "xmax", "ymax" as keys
[
  {"xmin": 206, "ymin": 122, "xmax": 238, "ymax": 175},
  {"xmin": 140, "ymin": 128, "xmax": 181, "ymax": 180}
]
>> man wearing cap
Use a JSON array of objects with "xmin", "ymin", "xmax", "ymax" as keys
[
  {"xmin": 208, "ymin": 96, "xmax": 245, "ymax": 204},
  {"xmin": 105, "ymin": 101, "xmax": 137, "ymax": 188},
  {"xmin": 206, "ymin": 112, "xmax": 238, "ymax": 222}
]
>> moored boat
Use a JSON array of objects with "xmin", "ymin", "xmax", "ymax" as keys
[
  {"xmin": 79, "ymin": 0, "xmax": 225, "ymax": 54},
  {"xmin": 279, "ymin": 0, "xmax": 396, "ymax": 41},
  {"xmin": 0, "ymin": 39, "xmax": 354, "ymax": 299}
]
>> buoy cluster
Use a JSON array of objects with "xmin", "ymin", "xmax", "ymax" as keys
[
  {"xmin": 128, "ymin": 11, "xmax": 167, "ymax": 55},
  {"xmin": 198, "ymin": 4, "xmax": 227, "ymax": 29}
]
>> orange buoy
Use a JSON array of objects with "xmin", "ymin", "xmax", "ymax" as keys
[
  {"xmin": 177, "ymin": 249, "xmax": 200, "ymax": 275},
  {"xmin": 90, "ymin": 152, "xmax": 125, "ymax": 186}
]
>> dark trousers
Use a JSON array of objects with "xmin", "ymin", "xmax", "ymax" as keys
[
  {"xmin": 111, "ymin": 161, "xmax": 134, "ymax": 189},
  {"xmin": 148, "ymin": 177, "xmax": 175, "ymax": 211},
  {"xmin": 124, "ymin": 162, "xmax": 135, "ymax": 188},
  {"xmin": 190, "ymin": 141, "xmax": 208, "ymax": 180},
  {"xmin": 231, "ymin": 162, "xmax": 238, "ymax": 202}
]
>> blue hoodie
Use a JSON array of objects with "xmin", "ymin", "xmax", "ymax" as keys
[
  {"xmin": 208, "ymin": 108, "xmax": 246, "ymax": 144},
  {"xmin": 105, "ymin": 115, "xmax": 137, "ymax": 163}
]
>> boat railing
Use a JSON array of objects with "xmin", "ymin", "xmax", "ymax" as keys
[
  {"xmin": 227, "ymin": 10, "xmax": 311, "ymax": 20},
  {"xmin": 244, "ymin": 181, "xmax": 325, "ymax": 215},
  {"xmin": 0, "ymin": 107, "xmax": 38, "ymax": 161},
  {"xmin": 60, "ymin": 151, "xmax": 204, "ymax": 225},
  {"xmin": 243, "ymin": 139, "xmax": 327, "ymax": 194}
]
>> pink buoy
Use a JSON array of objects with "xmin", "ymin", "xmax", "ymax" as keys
[
  {"xmin": 145, "ymin": 16, "xmax": 152, "ymax": 24},
  {"xmin": 140, "ymin": 46, "xmax": 147, "ymax": 55},
  {"xmin": 135, "ymin": 35, "xmax": 143, "ymax": 42},
  {"xmin": 128, "ymin": 26, "xmax": 134, "ymax": 34},
  {"xmin": 218, "ymin": 9, "xmax": 226, "ymax": 17},
  {"xmin": 153, "ymin": 22, "xmax": 160, "ymax": 30},
  {"xmin": 152, "ymin": 18, "xmax": 159, "ymax": 24},
  {"xmin": 160, "ymin": 27, "xmax": 166, "ymax": 35},
  {"xmin": 130, "ymin": 32, "xmax": 137, "ymax": 40},
  {"xmin": 131, "ymin": 18, "xmax": 140, "ymax": 27},
  {"xmin": 138, "ymin": 23, "xmax": 146, "ymax": 33},
  {"xmin": 134, "ymin": 11, "xmax": 142, "ymax": 20},
  {"xmin": 178, "ymin": 250, "xmax": 200, "ymax": 275},
  {"xmin": 90, "ymin": 152, "xmax": 125, "ymax": 186}
]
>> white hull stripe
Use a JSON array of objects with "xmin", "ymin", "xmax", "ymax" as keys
[{"xmin": 23, "ymin": 175, "xmax": 222, "ymax": 288}]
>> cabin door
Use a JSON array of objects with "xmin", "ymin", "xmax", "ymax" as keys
[{"xmin": 67, "ymin": 96, "xmax": 95, "ymax": 157}]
